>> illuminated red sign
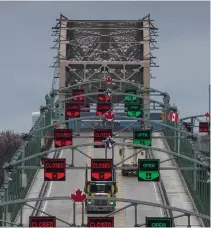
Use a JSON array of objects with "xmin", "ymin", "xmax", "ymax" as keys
[
  {"xmin": 88, "ymin": 217, "xmax": 114, "ymax": 228},
  {"xmin": 94, "ymin": 129, "xmax": 112, "ymax": 148},
  {"xmin": 54, "ymin": 129, "xmax": 72, "ymax": 148},
  {"xmin": 91, "ymin": 159, "xmax": 113, "ymax": 181},
  {"xmin": 65, "ymin": 103, "xmax": 80, "ymax": 118},
  {"xmin": 199, "ymin": 122, "xmax": 209, "ymax": 133},
  {"xmin": 98, "ymin": 89, "xmax": 110, "ymax": 102},
  {"xmin": 96, "ymin": 103, "xmax": 111, "ymax": 116},
  {"xmin": 29, "ymin": 216, "xmax": 56, "ymax": 227},
  {"xmin": 72, "ymin": 89, "xmax": 84, "ymax": 102},
  {"xmin": 44, "ymin": 158, "xmax": 66, "ymax": 181}
]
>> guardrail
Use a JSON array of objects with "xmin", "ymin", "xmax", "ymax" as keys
[
  {"xmin": 0, "ymin": 96, "xmax": 55, "ymax": 225},
  {"xmin": 162, "ymin": 118, "xmax": 210, "ymax": 227}
]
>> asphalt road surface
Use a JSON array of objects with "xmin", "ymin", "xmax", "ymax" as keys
[{"xmin": 44, "ymin": 132, "xmax": 162, "ymax": 227}]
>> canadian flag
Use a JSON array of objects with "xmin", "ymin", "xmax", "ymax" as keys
[{"xmin": 168, "ymin": 112, "xmax": 179, "ymax": 123}]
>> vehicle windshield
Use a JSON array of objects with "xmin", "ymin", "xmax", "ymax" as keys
[{"xmin": 90, "ymin": 184, "xmax": 111, "ymax": 193}]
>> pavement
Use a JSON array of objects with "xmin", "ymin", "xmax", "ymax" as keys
[
  {"xmin": 15, "ymin": 148, "xmax": 55, "ymax": 225},
  {"xmin": 14, "ymin": 131, "xmax": 203, "ymax": 227},
  {"xmin": 152, "ymin": 132, "xmax": 203, "ymax": 227},
  {"xmin": 42, "ymin": 132, "xmax": 162, "ymax": 227}
]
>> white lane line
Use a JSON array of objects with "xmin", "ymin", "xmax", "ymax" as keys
[
  {"xmin": 152, "ymin": 181, "xmax": 163, "ymax": 216},
  {"xmin": 41, "ymin": 150, "xmax": 64, "ymax": 216}
]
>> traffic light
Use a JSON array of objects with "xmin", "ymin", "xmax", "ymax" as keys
[{"xmin": 161, "ymin": 112, "xmax": 165, "ymax": 120}]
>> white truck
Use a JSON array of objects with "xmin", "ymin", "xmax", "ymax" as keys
[{"xmin": 119, "ymin": 139, "xmax": 146, "ymax": 176}]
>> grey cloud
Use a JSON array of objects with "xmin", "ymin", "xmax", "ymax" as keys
[{"xmin": 0, "ymin": 1, "xmax": 209, "ymax": 132}]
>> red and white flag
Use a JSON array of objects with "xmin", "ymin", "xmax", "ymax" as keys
[{"xmin": 168, "ymin": 112, "xmax": 179, "ymax": 123}]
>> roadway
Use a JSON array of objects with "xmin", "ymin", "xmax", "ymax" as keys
[{"xmin": 43, "ymin": 132, "xmax": 162, "ymax": 227}]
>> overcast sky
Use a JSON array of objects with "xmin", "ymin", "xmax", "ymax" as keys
[{"xmin": 0, "ymin": 1, "xmax": 210, "ymax": 133}]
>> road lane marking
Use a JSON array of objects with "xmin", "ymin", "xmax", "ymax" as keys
[
  {"xmin": 77, "ymin": 138, "xmax": 92, "ymax": 225},
  {"xmin": 41, "ymin": 149, "xmax": 64, "ymax": 216},
  {"xmin": 152, "ymin": 181, "xmax": 164, "ymax": 216},
  {"xmin": 116, "ymin": 144, "xmax": 125, "ymax": 227}
]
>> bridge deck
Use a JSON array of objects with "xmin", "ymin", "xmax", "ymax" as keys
[{"xmin": 152, "ymin": 132, "xmax": 203, "ymax": 227}]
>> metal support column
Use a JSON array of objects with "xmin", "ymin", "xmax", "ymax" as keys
[
  {"xmin": 187, "ymin": 215, "xmax": 191, "ymax": 227},
  {"xmin": 177, "ymin": 131, "xmax": 180, "ymax": 154},
  {"xmin": 71, "ymin": 149, "xmax": 74, "ymax": 167},
  {"xmin": 193, "ymin": 148, "xmax": 197, "ymax": 191},
  {"xmin": 72, "ymin": 203, "xmax": 76, "ymax": 226},
  {"xmin": 4, "ymin": 186, "xmax": 8, "ymax": 227},
  {"xmin": 81, "ymin": 203, "xmax": 85, "ymax": 226},
  {"xmin": 112, "ymin": 147, "xmax": 114, "ymax": 162},
  {"xmin": 134, "ymin": 204, "xmax": 138, "ymax": 227},
  {"xmin": 19, "ymin": 205, "xmax": 23, "ymax": 227}
]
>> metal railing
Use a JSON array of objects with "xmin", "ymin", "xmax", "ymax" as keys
[
  {"xmin": 162, "ymin": 118, "xmax": 210, "ymax": 227},
  {"xmin": 0, "ymin": 95, "xmax": 55, "ymax": 225}
]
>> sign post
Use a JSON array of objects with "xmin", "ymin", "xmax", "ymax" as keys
[
  {"xmin": 44, "ymin": 158, "xmax": 66, "ymax": 181},
  {"xmin": 138, "ymin": 159, "xmax": 160, "ymax": 181},
  {"xmin": 91, "ymin": 158, "xmax": 113, "ymax": 181},
  {"xmin": 54, "ymin": 129, "xmax": 72, "ymax": 148},
  {"xmin": 29, "ymin": 216, "xmax": 56, "ymax": 227},
  {"xmin": 145, "ymin": 217, "xmax": 172, "ymax": 227},
  {"xmin": 133, "ymin": 130, "xmax": 152, "ymax": 146},
  {"xmin": 88, "ymin": 217, "xmax": 114, "ymax": 227}
]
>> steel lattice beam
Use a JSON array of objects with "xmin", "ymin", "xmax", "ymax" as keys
[
  {"xmin": 0, "ymin": 196, "xmax": 209, "ymax": 221},
  {"xmin": 4, "ymin": 142, "xmax": 209, "ymax": 168}
]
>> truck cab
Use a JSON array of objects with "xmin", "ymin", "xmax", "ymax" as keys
[{"xmin": 84, "ymin": 181, "xmax": 117, "ymax": 213}]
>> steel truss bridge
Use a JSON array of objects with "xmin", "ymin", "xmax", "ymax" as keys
[{"xmin": 0, "ymin": 14, "xmax": 210, "ymax": 227}]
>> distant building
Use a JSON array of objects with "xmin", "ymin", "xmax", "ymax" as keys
[{"xmin": 32, "ymin": 112, "xmax": 40, "ymax": 126}]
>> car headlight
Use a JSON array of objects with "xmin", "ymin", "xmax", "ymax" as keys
[
  {"xmin": 109, "ymin": 201, "xmax": 114, "ymax": 205},
  {"xmin": 87, "ymin": 200, "xmax": 92, "ymax": 204}
]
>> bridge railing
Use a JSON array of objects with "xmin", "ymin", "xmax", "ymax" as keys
[
  {"xmin": 162, "ymin": 118, "xmax": 210, "ymax": 227},
  {"xmin": 0, "ymin": 96, "xmax": 55, "ymax": 224}
]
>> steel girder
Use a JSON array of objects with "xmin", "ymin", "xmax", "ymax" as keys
[
  {"xmin": 51, "ymin": 14, "xmax": 158, "ymax": 128},
  {"xmin": 0, "ymin": 196, "xmax": 210, "ymax": 221},
  {"xmin": 4, "ymin": 142, "xmax": 209, "ymax": 168}
]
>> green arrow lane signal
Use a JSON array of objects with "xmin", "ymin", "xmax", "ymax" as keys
[
  {"xmin": 139, "ymin": 172, "xmax": 160, "ymax": 180},
  {"xmin": 138, "ymin": 159, "xmax": 160, "ymax": 182},
  {"xmin": 127, "ymin": 111, "xmax": 141, "ymax": 117}
]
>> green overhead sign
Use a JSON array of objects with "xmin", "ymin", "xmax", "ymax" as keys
[
  {"xmin": 133, "ymin": 130, "xmax": 151, "ymax": 146},
  {"xmin": 145, "ymin": 217, "xmax": 172, "ymax": 227},
  {"xmin": 127, "ymin": 104, "xmax": 141, "ymax": 117},
  {"xmin": 125, "ymin": 89, "xmax": 137, "ymax": 102},
  {"xmin": 138, "ymin": 159, "xmax": 160, "ymax": 181}
]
